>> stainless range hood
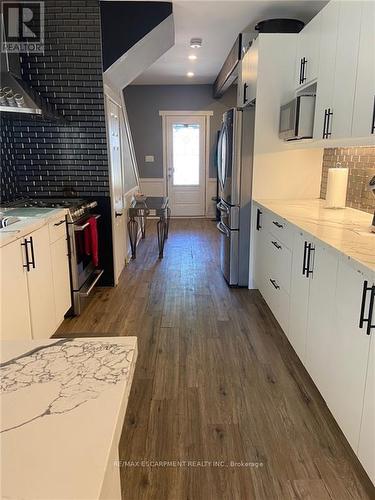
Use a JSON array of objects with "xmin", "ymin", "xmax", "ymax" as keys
[{"xmin": 0, "ymin": 39, "xmax": 63, "ymax": 120}]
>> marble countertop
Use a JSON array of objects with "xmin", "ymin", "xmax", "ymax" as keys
[
  {"xmin": 0, "ymin": 208, "xmax": 67, "ymax": 248},
  {"xmin": 1, "ymin": 336, "xmax": 138, "ymax": 500},
  {"xmin": 254, "ymin": 199, "xmax": 375, "ymax": 273}
]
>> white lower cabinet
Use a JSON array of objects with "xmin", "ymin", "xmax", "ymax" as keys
[
  {"xmin": 25, "ymin": 225, "xmax": 56, "ymax": 339},
  {"xmin": 358, "ymin": 329, "xmax": 375, "ymax": 484},
  {"xmin": 329, "ymin": 258, "xmax": 374, "ymax": 452},
  {"xmin": 0, "ymin": 238, "xmax": 32, "ymax": 339},
  {"xmin": 305, "ymin": 241, "xmax": 339, "ymax": 402},
  {"xmin": 0, "ymin": 216, "xmax": 71, "ymax": 340},
  {"xmin": 253, "ymin": 203, "xmax": 375, "ymax": 485},
  {"xmin": 288, "ymin": 230, "xmax": 313, "ymax": 362}
]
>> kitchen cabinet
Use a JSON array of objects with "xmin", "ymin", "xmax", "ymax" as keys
[
  {"xmin": 358, "ymin": 324, "xmax": 375, "ymax": 484},
  {"xmin": 0, "ymin": 238, "xmax": 32, "ymax": 339},
  {"xmin": 237, "ymin": 39, "xmax": 258, "ymax": 108},
  {"xmin": 288, "ymin": 230, "xmax": 313, "ymax": 362},
  {"xmin": 51, "ymin": 233, "xmax": 71, "ymax": 328},
  {"xmin": 313, "ymin": 0, "xmax": 339, "ymax": 140},
  {"xmin": 328, "ymin": 258, "xmax": 374, "ymax": 452},
  {"xmin": 352, "ymin": 1, "xmax": 375, "ymax": 138},
  {"xmin": 26, "ymin": 225, "xmax": 56, "ymax": 339},
  {"xmin": 305, "ymin": 241, "xmax": 339, "ymax": 401},
  {"xmin": 295, "ymin": 11, "xmax": 321, "ymax": 88}
]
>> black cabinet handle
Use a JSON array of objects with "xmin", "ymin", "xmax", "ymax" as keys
[
  {"xmin": 256, "ymin": 209, "xmax": 262, "ymax": 230},
  {"xmin": 270, "ymin": 279, "xmax": 280, "ymax": 290},
  {"xmin": 299, "ymin": 58, "xmax": 303, "ymax": 84},
  {"xmin": 272, "ymin": 221, "xmax": 283, "ymax": 228},
  {"xmin": 371, "ymin": 95, "xmax": 375, "ymax": 134},
  {"xmin": 326, "ymin": 108, "xmax": 333, "ymax": 138},
  {"xmin": 271, "ymin": 240, "xmax": 282, "ymax": 250},
  {"xmin": 366, "ymin": 286, "xmax": 375, "ymax": 335},
  {"xmin": 243, "ymin": 83, "xmax": 248, "ymax": 104},
  {"xmin": 323, "ymin": 109, "xmax": 328, "ymax": 138},
  {"xmin": 306, "ymin": 244, "xmax": 314, "ymax": 277},
  {"xmin": 301, "ymin": 57, "xmax": 307, "ymax": 83},
  {"xmin": 302, "ymin": 241, "xmax": 308, "ymax": 276},
  {"xmin": 115, "ymin": 212, "xmax": 123, "ymax": 218},
  {"xmin": 359, "ymin": 280, "xmax": 375, "ymax": 335},
  {"xmin": 21, "ymin": 239, "xmax": 30, "ymax": 272},
  {"xmin": 29, "ymin": 236, "xmax": 36, "ymax": 269},
  {"xmin": 54, "ymin": 220, "xmax": 65, "ymax": 226}
]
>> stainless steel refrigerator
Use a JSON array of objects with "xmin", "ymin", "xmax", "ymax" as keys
[{"xmin": 216, "ymin": 106, "xmax": 254, "ymax": 286}]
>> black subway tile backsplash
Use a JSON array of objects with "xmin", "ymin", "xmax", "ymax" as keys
[{"xmin": 1, "ymin": 0, "xmax": 109, "ymax": 202}]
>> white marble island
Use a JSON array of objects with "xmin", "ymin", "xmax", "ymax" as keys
[{"xmin": 1, "ymin": 337, "xmax": 137, "ymax": 500}]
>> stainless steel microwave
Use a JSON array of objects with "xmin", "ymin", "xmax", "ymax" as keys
[{"xmin": 279, "ymin": 95, "xmax": 315, "ymax": 141}]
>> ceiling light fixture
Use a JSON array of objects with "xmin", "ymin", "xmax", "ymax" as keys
[
  {"xmin": 188, "ymin": 54, "xmax": 197, "ymax": 60},
  {"xmin": 187, "ymin": 72, "xmax": 194, "ymax": 77},
  {"xmin": 190, "ymin": 38, "xmax": 202, "ymax": 49}
]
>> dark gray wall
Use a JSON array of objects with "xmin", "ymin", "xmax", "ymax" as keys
[{"xmin": 123, "ymin": 84, "xmax": 237, "ymax": 178}]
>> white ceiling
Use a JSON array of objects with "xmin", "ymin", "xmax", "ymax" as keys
[{"xmin": 131, "ymin": 0, "xmax": 327, "ymax": 85}]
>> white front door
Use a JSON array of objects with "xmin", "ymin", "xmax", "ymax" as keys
[{"xmin": 165, "ymin": 115, "xmax": 206, "ymax": 217}]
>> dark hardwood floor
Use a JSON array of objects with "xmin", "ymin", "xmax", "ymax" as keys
[{"xmin": 57, "ymin": 219, "xmax": 374, "ymax": 500}]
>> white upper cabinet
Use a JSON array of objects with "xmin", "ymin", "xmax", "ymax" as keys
[
  {"xmin": 330, "ymin": 2, "xmax": 362, "ymax": 139},
  {"xmin": 328, "ymin": 258, "xmax": 373, "ymax": 452},
  {"xmin": 352, "ymin": 1, "xmax": 375, "ymax": 138},
  {"xmin": 238, "ymin": 39, "xmax": 258, "ymax": 108},
  {"xmin": 295, "ymin": 12, "xmax": 321, "ymax": 88},
  {"xmin": 313, "ymin": 0, "xmax": 340, "ymax": 139},
  {"xmin": 0, "ymin": 238, "xmax": 32, "ymax": 340}
]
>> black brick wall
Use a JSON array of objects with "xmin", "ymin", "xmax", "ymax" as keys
[{"xmin": 1, "ymin": 0, "xmax": 109, "ymax": 201}]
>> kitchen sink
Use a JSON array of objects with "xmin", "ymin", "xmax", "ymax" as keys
[{"xmin": 0, "ymin": 216, "xmax": 20, "ymax": 229}]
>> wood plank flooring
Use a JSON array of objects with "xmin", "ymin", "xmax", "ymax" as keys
[{"xmin": 57, "ymin": 219, "xmax": 375, "ymax": 500}]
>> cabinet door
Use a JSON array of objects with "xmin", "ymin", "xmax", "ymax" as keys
[
  {"xmin": 26, "ymin": 225, "xmax": 56, "ymax": 338},
  {"xmin": 246, "ymin": 38, "xmax": 258, "ymax": 104},
  {"xmin": 329, "ymin": 258, "xmax": 372, "ymax": 452},
  {"xmin": 352, "ymin": 1, "xmax": 375, "ymax": 138},
  {"xmin": 313, "ymin": 0, "xmax": 339, "ymax": 139},
  {"xmin": 0, "ymin": 239, "xmax": 32, "ymax": 339},
  {"xmin": 295, "ymin": 12, "xmax": 321, "ymax": 87},
  {"xmin": 51, "ymin": 236, "xmax": 71, "ymax": 328},
  {"xmin": 305, "ymin": 242, "xmax": 339, "ymax": 401},
  {"xmin": 330, "ymin": 2, "xmax": 362, "ymax": 139},
  {"xmin": 358, "ymin": 318, "xmax": 375, "ymax": 484},
  {"xmin": 288, "ymin": 230, "xmax": 312, "ymax": 362}
]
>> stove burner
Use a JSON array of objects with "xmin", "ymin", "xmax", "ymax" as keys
[{"xmin": 5, "ymin": 198, "xmax": 98, "ymax": 222}]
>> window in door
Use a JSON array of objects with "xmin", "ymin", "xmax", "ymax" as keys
[{"xmin": 172, "ymin": 123, "xmax": 200, "ymax": 186}]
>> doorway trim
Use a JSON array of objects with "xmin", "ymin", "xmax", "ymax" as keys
[{"xmin": 159, "ymin": 110, "xmax": 213, "ymax": 217}]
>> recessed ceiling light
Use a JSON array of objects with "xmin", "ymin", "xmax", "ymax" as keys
[
  {"xmin": 188, "ymin": 54, "xmax": 197, "ymax": 60},
  {"xmin": 190, "ymin": 38, "xmax": 202, "ymax": 49},
  {"xmin": 187, "ymin": 72, "xmax": 194, "ymax": 77}
]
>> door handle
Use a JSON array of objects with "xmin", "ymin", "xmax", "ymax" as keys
[
  {"xmin": 371, "ymin": 95, "xmax": 375, "ymax": 134},
  {"xmin": 256, "ymin": 209, "xmax": 262, "ymax": 230},
  {"xmin": 115, "ymin": 212, "xmax": 123, "ymax": 218},
  {"xmin": 302, "ymin": 241, "xmax": 308, "ymax": 276},
  {"xmin": 243, "ymin": 83, "xmax": 248, "ymax": 104},
  {"xmin": 306, "ymin": 244, "xmax": 314, "ymax": 277},
  {"xmin": 323, "ymin": 109, "xmax": 328, "ymax": 138},
  {"xmin": 301, "ymin": 57, "xmax": 307, "ymax": 83},
  {"xmin": 271, "ymin": 240, "xmax": 282, "ymax": 250},
  {"xmin": 272, "ymin": 221, "xmax": 283, "ymax": 228},
  {"xmin": 21, "ymin": 239, "xmax": 30, "ymax": 272},
  {"xmin": 359, "ymin": 281, "xmax": 375, "ymax": 334}
]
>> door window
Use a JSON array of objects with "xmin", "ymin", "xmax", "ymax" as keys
[{"xmin": 172, "ymin": 123, "xmax": 200, "ymax": 186}]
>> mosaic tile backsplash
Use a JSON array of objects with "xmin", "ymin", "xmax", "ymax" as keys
[{"xmin": 320, "ymin": 147, "xmax": 375, "ymax": 213}]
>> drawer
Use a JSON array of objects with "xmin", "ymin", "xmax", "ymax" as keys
[
  {"xmin": 264, "ymin": 234, "xmax": 292, "ymax": 293},
  {"xmin": 263, "ymin": 274, "xmax": 290, "ymax": 334},
  {"xmin": 49, "ymin": 217, "xmax": 67, "ymax": 244},
  {"xmin": 263, "ymin": 210, "xmax": 294, "ymax": 250}
]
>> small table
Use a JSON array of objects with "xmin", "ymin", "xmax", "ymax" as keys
[{"xmin": 128, "ymin": 196, "xmax": 170, "ymax": 259}]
